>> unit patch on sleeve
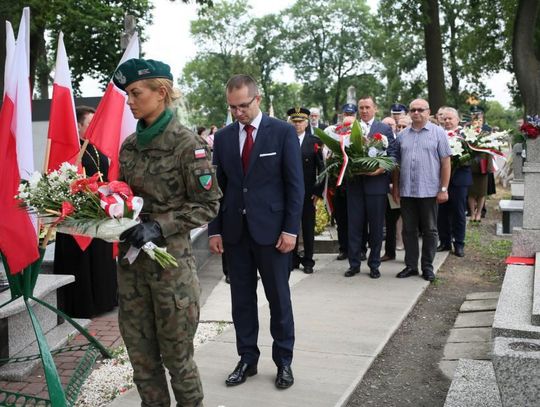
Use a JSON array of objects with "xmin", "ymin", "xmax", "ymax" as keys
[
  {"xmin": 198, "ymin": 174, "xmax": 213, "ymax": 190},
  {"xmin": 194, "ymin": 148, "xmax": 206, "ymax": 159}
]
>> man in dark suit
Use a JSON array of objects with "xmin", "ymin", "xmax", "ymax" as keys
[
  {"xmin": 288, "ymin": 107, "xmax": 325, "ymax": 274},
  {"xmin": 345, "ymin": 96, "xmax": 394, "ymax": 279},
  {"xmin": 209, "ymin": 75, "xmax": 304, "ymax": 390},
  {"xmin": 437, "ymin": 107, "xmax": 472, "ymax": 257}
]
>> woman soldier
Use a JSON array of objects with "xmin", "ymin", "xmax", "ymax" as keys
[{"xmin": 113, "ymin": 58, "xmax": 221, "ymax": 407}]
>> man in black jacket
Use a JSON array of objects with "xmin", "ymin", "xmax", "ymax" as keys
[{"xmin": 288, "ymin": 107, "xmax": 325, "ymax": 274}]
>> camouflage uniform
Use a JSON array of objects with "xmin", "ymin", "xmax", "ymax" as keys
[{"xmin": 118, "ymin": 116, "xmax": 221, "ymax": 407}]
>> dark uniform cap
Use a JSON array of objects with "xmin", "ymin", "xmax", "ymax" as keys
[
  {"xmin": 469, "ymin": 105, "xmax": 485, "ymax": 115},
  {"xmin": 113, "ymin": 58, "xmax": 173, "ymax": 91},
  {"xmin": 390, "ymin": 103, "xmax": 408, "ymax": 113},
  {"xmin": 341, "ymin": 103, "xmax": 358, "ymax": 114},
  {"xmin": 287, "ymin": 107, "xmax": 310, "ymax": 122}
]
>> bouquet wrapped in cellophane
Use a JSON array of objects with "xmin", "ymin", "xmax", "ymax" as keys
[
  {"xmin": 16, "ymin": 162, "xmax": 177, "ymax": 269},
  {"xmin": 315, "ymin": 119, "xmax": 396, "ymax": 186}
]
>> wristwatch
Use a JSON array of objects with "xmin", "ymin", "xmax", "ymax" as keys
[{"xmin": 440, "ymin": 186, "xmax": 448, "ymax": 192}]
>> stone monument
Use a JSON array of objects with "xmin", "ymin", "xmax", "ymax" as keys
[{"xmin": 512, "ymin": 137, "xmax": 540, "ymax": 256}]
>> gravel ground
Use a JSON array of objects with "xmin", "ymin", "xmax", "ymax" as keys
[
  {"xmin": 75, "ymin": 321, "xmax": 231, "ymax": 407},
  {"xmin": 347, "ymin": 193, "xmax": 509, "ymax": 407}
]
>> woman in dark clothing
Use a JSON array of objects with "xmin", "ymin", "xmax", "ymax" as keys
[{"xmin": 53, "ymin": 106, "xmax": 118, "ymax": 318}]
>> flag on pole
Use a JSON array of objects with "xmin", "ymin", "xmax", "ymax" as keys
[
  {"xmin": 85, "ymin": 33, "xmax": 139, "ymax": 181},
  {"xmin": 46, "ymin": 32, "xmax": 80, "ymax": 171},
  {"xmin": 0, "ymin": 8, "xmax": 39, "ymax": 274},
  {"xmin": 47, "ymin": 32, "xmax": 92, "ymax": 251}
]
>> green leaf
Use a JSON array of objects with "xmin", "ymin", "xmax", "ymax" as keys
[
  {"xmin": 349, "ymin": 120, "xmax": 364, "ymax": 155},
  {"xmin": 314, "ymin": 127, "xmax": 341, "ymax": 155}
]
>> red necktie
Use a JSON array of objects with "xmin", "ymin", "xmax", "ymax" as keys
[{"xmin": 242, "ymin": 124, "xmax": 255, "ymax": 174}]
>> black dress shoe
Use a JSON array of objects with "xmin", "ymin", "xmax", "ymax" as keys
[
  {"xmin": 303, "ymin": 265, "xmax": 314, "ymax": 274},
  {"xmin": 454, "ymin": 246, "xmax": 465, "ymax": 257},
  {"xmin": 275, "ymin": 365, "xmax": 294, "ymax": 389},
  {"xmin": 369, "ymin": 269, "xmax": 381, "ymax": 279},
  {"xmin": 336, "ymin": 252, "xmax": 348, "ymax": 260},
  {"xmin": 360, "ymin": 251, "xmax": 367, "ymax": 261},
  {"xmin": 422, "ymin": 270, "xmax": 435, "ymax": 282},
  {"xmin": 437, "ymin": 244, "xmax": 451, "ymax": 252},
  {"xmin": 225, "ymin": 361, "xmax": 257, "ymax": 386},
  {"xmin": 344, "ymin": 267, "xmax": 360, "ymax": 277},
  {"xmin": 396, "ymin": 267, "xmax": 419, "ymax": 278}
]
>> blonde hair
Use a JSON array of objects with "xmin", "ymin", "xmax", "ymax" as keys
[{"xmin": 143, "ymin": 78, "xmax": 181, "ymax": 107}]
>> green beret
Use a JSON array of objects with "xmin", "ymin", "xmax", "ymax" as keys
[{"xmin": 113, "ymin": 58, "xmax": 173, "ymax": 90}]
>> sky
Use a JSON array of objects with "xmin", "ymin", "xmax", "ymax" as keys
[{"xmin": 79, "ymin": 0, "xmax": 512, "ymax": 107}]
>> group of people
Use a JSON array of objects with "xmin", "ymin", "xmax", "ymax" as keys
[{"xmin": 53, "ymin": 55, "xmax": 497, "ymax": 407}]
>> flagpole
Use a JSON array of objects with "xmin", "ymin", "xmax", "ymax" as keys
[
  {"xmin": 76, "ymin": 139, "xmax": 90, "ymax": 166},
  {"xmin": 43, "ymin": 139, "xmax": 51, "ymax": 173}
]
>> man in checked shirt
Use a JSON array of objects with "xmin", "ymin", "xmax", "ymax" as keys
[{"xmin": 388, "ymin": 98, "xmax": 451, "ymax": 282}]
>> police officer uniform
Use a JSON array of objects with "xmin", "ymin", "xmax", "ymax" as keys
[{"xmin": 114, "ymin": 59, "xmax": 222, "ymax": 407}]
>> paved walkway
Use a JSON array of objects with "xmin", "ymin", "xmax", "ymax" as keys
[{"xmin": 111, "ymin": 249, "xmax": 448, "ymax": 407}]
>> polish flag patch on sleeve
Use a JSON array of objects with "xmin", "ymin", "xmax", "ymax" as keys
[{"xmin": 194, "ymin": 148, "xmax": 206, "ymax": 159}]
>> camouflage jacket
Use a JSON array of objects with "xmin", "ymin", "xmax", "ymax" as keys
[{"xmin": 119, "ymin": 117, "xmax": 222, "ymax": 244}]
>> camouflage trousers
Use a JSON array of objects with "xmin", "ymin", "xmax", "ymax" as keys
[{"xmin": 118, "ymin": 251, "xmax": 203, "ymax": 407}]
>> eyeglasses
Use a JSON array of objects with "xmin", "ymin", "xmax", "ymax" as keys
[
  {"xmin": 229, "ymin": 95, "xmax": 257, "ymax": 112},
  {"xmin": 410, "ymin": 108, "xmax": 427, "ymax": 113}
]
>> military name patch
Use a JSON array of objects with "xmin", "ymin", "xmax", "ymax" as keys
[
  {"xmin": 199, "ymin": 175, "xmax": 212, "ymax": 190},
  {"xmin": 194, "ymin": 148, "xmax": 206, "ymax": 159}
]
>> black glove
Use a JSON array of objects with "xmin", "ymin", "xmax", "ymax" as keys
[{"xmin": 120, "ymin": 221, "xmax": 163, "ymax": 249}]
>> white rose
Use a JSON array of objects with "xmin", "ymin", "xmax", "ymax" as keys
[
  {"xmin": 368, "ymin": 147, "xmax": 378, "ymax": 157},
  {"xmin": 28, "ymin": 171, "xmax": 42, "ymax": 189}
]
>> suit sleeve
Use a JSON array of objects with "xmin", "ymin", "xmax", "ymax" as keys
[
  {"xmin": 207, "ymin": 132, "xmax": 226, "ymax": 237},
  {"xmin": 281, "ymin": 124, "xmax": 305, "ymax": 235}
]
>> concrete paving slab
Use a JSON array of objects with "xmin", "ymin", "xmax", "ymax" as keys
[
  {"xmin": 444, "ymin": 359, "xmax": 502, "ymax": 407},
  {"xmin": 443, "ymin": 342, "xmax": 492, "ymax": 360},
  {"xmin": 454, "ymin": 311, "xmax": 496, "ymax": 328},
  {"xmin": 438, "ymin": 360, "xmax": 459, "ymax": 380},
  {"xmin": 447, "ymin": 327, "xmax": 492, "ymax": 343},
  {"xmin": 459, "ymin": 299, "xmax": 498, "ymax": 312},
  {"xmin": 111, "ymin": 247, "xmax": 449, "ymax": 407},
  {"xmin": 465, "ymin": 292, "xmax": 500, "ymax": 301}
]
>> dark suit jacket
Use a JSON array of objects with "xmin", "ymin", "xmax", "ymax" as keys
[
  {"xmin": 348, "ymin": 120, "xmax": 395, "ymax": 195},
  {"xmin": 300, "ymin": 134, "xmax": 325, "ymax": 198},
  {"xmin": 208, "ymin": 114, "xmax": 305, "ymax": 246}
]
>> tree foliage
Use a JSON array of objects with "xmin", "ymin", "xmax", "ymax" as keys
[
  {"xmin": 0, "ymin": 0, "xmax": 154, "ymax": 98},
  {"xmin": 281, "ymin": 0, "xmax": 378, "ymax": 120},
  {"xmin": 0, "ymin": 0, "xmax": 212, "ymax": 98}
]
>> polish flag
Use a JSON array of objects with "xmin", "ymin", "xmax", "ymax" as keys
[
  {"xmin": 0, "ymin": 8, "xmax": 39, "ymax": 274},
  {"xmin": 46, "ymin": 32, "xmax": 80, "ymax": 171},
  {"xmin": 46, "ymin": 32, "xmax": 92, "ymax": 251},
  {"xmin": 85, "ymin": 33, "xmax": 139, "ymax": 181}
]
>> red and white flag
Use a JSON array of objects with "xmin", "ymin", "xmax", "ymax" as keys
[
  {"xmin": 47, "ymin": 32, "xmax": 92, "ymax": 250},
  {"xmin": 46, "ymin": 32, "xmax": 79, "ymax": 172},
  {"xmin": 0, "ymin": 8, "xmax": 39, "ymax": 274},
  {"xmin": 85, "ymin": 33, "xmax": 139, "ymax": 182}
]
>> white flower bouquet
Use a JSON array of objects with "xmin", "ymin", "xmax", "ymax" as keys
[{"xmin": 16, "ymin": 163, "xmax": 177, "ymax": 269}]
